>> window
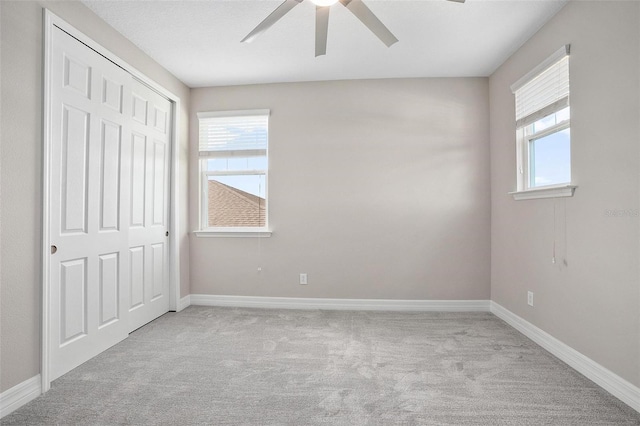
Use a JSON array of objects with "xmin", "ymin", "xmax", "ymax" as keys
[
  {"xmin": 197, "ymin": 110, "xmax": 269, "ymax": 233},
  {"xmin": 511, "ymin": 45, "xmax": 575, "ymax": 200}
]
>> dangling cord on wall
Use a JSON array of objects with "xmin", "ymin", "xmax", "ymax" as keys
[
  {"xmin": 552, "ymin": 200, "xmax": 557, "ymax": 265},
  {"xmin": 563, "ymin": 198, "xmax": 568, "ymax": 267},
  {"xmin": 257, "ymin": 181, "xmax": 264, "ymax": 285},
  {"xmin": 258, "ymin": 231, "xmax": 263, "ymax": 285}
]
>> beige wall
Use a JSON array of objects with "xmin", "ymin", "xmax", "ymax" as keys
[
  {"xmin": 190, "ymin": 79, "xmax": 491, "ymax": 300},
  {"xmin": 489, "ymin": 1, "xmax": 640, "ymax": 387},
  {"xmin": 0, "ymin": 0, "xmax": 190, "ymax": 393}
]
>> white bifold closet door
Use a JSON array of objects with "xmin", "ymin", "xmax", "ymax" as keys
[
  {"xmin": 49, "ymin": 27, "xmax": 170, "ymax": 381},
  {"xmin": 127, "ymin": 74, "xmax": 171, "ymax": 333}
]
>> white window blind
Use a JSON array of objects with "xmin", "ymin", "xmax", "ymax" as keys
[
  {"xmin": 198, "ymin": 110, "xmax": 269, "ymax": 158},
  {"xmin": 512, "ymin": 45, "xmax": 570, "ymax": 128}
]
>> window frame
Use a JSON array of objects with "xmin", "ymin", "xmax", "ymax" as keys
[
  {"xmin": 195, "ymin": 110, "xmax": 271, "ymax": 237},
  {"xmin": 517, "ymin": 113, "xmax": 571, "ymax": 192},
  {"xmin": 510, "ymin": 45, "xmax": 576, "ymax": 201}
]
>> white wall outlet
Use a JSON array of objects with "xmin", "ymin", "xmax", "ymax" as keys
[
  {"xmin": 527, "ymin": 291, "xmax": 534, "ymax": 307},
  {"xmin": 299, "ymin": 273, "xmax": 308, "ymax": 285}
]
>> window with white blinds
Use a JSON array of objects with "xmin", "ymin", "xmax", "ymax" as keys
[
  {"xmin": 197, "ymin": 110, "xmax": 270, "ymax": 231},
  {"xmin": 511, "ymin": 45, "xmax": 570, "ymax": 128},
  {"xmin": 511, "ymin": 45, "xmax": 574, "ymax": 198}
]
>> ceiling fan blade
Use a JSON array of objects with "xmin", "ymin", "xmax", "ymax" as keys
[
  {"xmin": 340, "ymin": 0, "xmax": 398, "ymax": 47},
  {"xmin": 241, "ymin": 0, "xmax": 303, "ymax": 43},
  {"xmin": 315, "ymin": 6, "xmax": 330, "ymax": 57},
  {"xmin": 447, "ymin": 0, "xmax": 466, "ymax": 3}
]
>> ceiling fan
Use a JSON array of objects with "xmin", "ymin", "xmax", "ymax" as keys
[{"xmin": 241, "ymin": 0, "xmax": 465, "ymax": 57}]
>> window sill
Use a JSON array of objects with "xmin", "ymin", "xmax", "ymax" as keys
[
  {"xmin": 193, "ymin": 229, "xmax": 272, "ymax": 238},
  {"xmin": 509, "ymin": 185, "xmax": 577, "ymax": 201}
]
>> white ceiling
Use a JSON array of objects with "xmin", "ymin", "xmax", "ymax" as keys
[{"xmin": 82, "ymin": 0, "xmax": 568, "ymax": 88}]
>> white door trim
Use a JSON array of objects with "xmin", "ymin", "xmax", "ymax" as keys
[{"xmin": 41, "ymin": 9, "xmax": 182, "ymax": 393}]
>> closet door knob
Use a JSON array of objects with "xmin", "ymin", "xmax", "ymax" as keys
[{"xmin": 51, "ymin": 245, "xmax": 58, "ymax": 255}]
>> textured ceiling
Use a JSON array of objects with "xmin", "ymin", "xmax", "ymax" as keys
[{"xmin": 82, "ymin": 0, "xmax": 568, "ymax": 88}]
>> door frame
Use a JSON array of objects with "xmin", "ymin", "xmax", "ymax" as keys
[{"xmin": 41, "ymin": 9, "xmax": 182, "ymax": 393}]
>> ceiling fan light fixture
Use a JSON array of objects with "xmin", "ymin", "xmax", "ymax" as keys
[
  {"xmin": 242, "ymin": 0, "xmax": 403, "ymax": 54},
  {"xmin": 310, "ymin": 0, "xmax": 339, "ymax": 6}
]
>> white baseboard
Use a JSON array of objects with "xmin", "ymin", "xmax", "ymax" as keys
[
  {"xmin": 0, "ymin": 375, "xmax": 41, "ymax": 419},
  {"xmin": 490, "ymin": 301, "xmax": 640, "ymax": 413},
  {"xmin": 189, "ymin": 294, "xmax": 491, "ymax": 312},
  {"xmin": 176, "ymin": 295, "xmax": 191, "ymax": 312}
]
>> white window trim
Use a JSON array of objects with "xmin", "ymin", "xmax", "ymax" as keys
[
  {"xmin": 198, "ymin": 109, "xmax": 269, "ymax": 119},
  {"xmin": 197, "ymin": 110, "xmax": 270, "ymax": 233},
  {"xmin": 509, "ymin": 185, "xmax": 577, "ymax": 201},
  {"xmin": 510, "ymin": 45, "xmax": 570, "ymax": 93},
  {"xmin": 513, "ymin": 120, "xmax": 575, "ymax": 201},
  {"xmin": 193, "ymin": 229, "xmax": 272, "ymax": 238},
  {"xmin": 510, "ymin": 44, "xmax": 576, "ymax": 201}
]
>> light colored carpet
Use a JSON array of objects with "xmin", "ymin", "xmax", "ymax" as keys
[{"xmin": 2, "ymin": 307, "xmax": 639, "ymax": 425}]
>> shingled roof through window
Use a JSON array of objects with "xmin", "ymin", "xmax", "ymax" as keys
[{"xmin": 208, "ymin": 180, "xmax": 266, "ymax": 227}]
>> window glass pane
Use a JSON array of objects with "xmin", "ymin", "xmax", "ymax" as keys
[
  {"xmin": 532, "ymin": 113, "xmax": 557, "ymax": 133},
  {"xmin": 207, "ymin": 158, "xmax": 228, "ymax": 171},
  {"xmin": 207, "ymin": 156, "xmax": 267, "ymax": 172},
  {"xmin": 555, "ymin": 106, "xmax": 570, "ymax": 123},
  {"xmin": 207, "ymin": 174, "xmax": 266, "ymax": 228},
  {"xmin": 529, "ymin": 128, "xmax": 570, "ymax": 188},
  {"xmin": 531, "ymin": 106, "xmax": 570, "ymax": 134}
]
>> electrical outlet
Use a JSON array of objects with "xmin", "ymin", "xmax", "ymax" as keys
[
  {"xmin": 527, "ymin": 291, "xmax": 534, "ymax": 307},
  {"xmin": 299, "ymin": 273, "xmax": 308, "ymax": 285}
]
